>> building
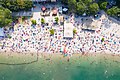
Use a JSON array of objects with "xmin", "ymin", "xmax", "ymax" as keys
[
  {"xmin": 12, "ymin": 12, "xmax": 33, "ymax": 16},
  {"xmin": 63, "ymin": 23, "xmax": 74, "ymax": 38}
]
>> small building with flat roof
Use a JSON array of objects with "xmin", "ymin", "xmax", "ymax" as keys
[
  {"xmin": 63, "ymin": 22, "xmax": 74, "ymax": 38},
  {"xmin": 12, "ymin": 12, "xmax": 33, "ymax": 17}
]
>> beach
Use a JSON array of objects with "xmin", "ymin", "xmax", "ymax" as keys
[
  {"xmin": 0, "ymin": 13, "xmax": 120, "ymax": 55},
  {"xmin": 0, "ymin": 52, "xmax": 120, "ymax": 80},
  {"xmin": 0, "ymin": 3, "xmax": 120, "ymax": 80}
]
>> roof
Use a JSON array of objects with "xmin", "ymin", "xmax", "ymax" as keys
[
  {"xmin": 42, "ymin": 6, "xmax": 46, "ymax": 11},
  {"xmin": 12, "ymin": 12, "xmax": 33, "ymax": 16},
  {"xmin": 64, "ymin": 23, "xmax": 74, "ymax": 38}
]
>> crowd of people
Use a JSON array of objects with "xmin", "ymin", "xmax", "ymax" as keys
[
  {"xmin": 0, "ymin": 14, "xmax": 120, "ymax": 56},
  {"xmin": 0, "ymin": 4, "xmax": 120, "ymax": 56}
]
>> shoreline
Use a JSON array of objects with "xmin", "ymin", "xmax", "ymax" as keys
[
  {"xmin": 1, "ymin": 50, "xmax": 120, "ymax": 58},
  {"xmin": 0, "ymin": 51, "xmax": 120, "ymax": 62}
]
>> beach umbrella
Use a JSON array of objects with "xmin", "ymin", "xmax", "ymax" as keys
[
  {"xmin": 82, "ymin": 13, "xmax": 86, "ymax": 16},
  {"xmin": 60, "ymin": 46, "xmax": 64, "ymax": 52},
  {"xmin": 64, "ymin": 47, "xmax": 67, "ymax": 53},
  {"xmin": 41, "ymin": 6, "xmax": 46, "ymax": 12},
  {"xmin": 53, "ymin": 9, "xmax": 57, "ymax": 14}
]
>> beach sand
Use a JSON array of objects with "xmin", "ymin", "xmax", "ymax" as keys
[{"xmin": 0, "ymin": 51, "xmax": 120, "ymax": 64}]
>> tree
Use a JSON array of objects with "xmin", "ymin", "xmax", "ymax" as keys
[
  {"xmin": 107, "ymin": 6, "xmax": 120, "ymax": 16},
  {"xmin": 73, "ymin": 28, "xmax": 77, "ymax": 34},
  {"xmin": 0, "ymin": 7, "xmax": 12, "ymax": 27},
  {"xmin": 41, "ymin": 18, "xmax": 45, "ymax": 24},
  {"xmin": 16, "ymin": 0, "xmax": 25, "ymax": 10},
  {"xmin": 115, "ymin": 0, "xmax": 120, "ymax": 8},
  {"xmin": 24, "ymin": 1, "xmax": 33, "ymax": 11},
  {"xmin": 68, "ymin": 0, "xmax": 77, "ymax": 13},
  {"xmin": 7, "ymin": 34, "xmax": 12, "ymax": 39},
  {"xmin": 61, "ymin": 0, "xmax": 68, "ymax": 4},
  {"xmin": 82, "ymin": 0, "xmax": 93, "ymax": 5},
  {"xmin": 31, "ymin": 20, "xmax": 37, "ymax": 25},
  {"xmin": 101, "ymin": 38, "xmax": 104, "ymax": 42},
  {"xmin": 0, "ymin": 0, "xmax": 33, "ymax": 12},
  {"xmin": 88, "ymin": 3, "xmax": 99, "ymax": 15},
  {"xmin": 49, "ymin": 29, "xmax": 55, "ymax": 35},
  {"xmin": 55, "ymin": 17, "xmax": 59, "ymax": 24},
  {"xmin": 76, "ymin": 2, "xmax": 86, "ymax": 15},
  {"xmin": 100, "ymin": 2, "xmax": 108, "ymax": 11},
  {"xmin": 22, "ymin": 16, "xmax": 26, "ymax": 21}
]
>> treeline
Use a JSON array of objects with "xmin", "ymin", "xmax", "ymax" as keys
[
  {"xmin": 0, "ymin": 7, "xmax": 12, "ymax": 27},
  {"xmin": 61, "ymin": 0, "xmax": 120, "ymax": 17},
  {"xmin": 0, "ymin": 0, "xmax": 33, "ymax": 12},
  {"xmin": 0, "ymin": 0, "xmax": 33, "ymax": 27}
]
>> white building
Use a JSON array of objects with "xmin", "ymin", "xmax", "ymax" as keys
[{"xmin": 63, "ymin": 23, "xmax": 74, "ymax": 38}]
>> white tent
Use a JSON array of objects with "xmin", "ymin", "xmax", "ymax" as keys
[
  {"xmin": 63, "ymin": 8, "xmax": 68, "ymax": 12},
  {"xmin": 64, "ymin": 23, "xmax": 74, "ymax": 38}
]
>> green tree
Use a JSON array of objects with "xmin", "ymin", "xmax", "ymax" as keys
[
  {"xmin": 88, "ymin": 3, "xmax": 99, "ymax": 15},
  {"xmin": 49, "ymin": 29, "xmax": 55, "ymax": 35},
  {"xmin": 55, "ymin": 17, "xmax": 59, "ymax": 24},
  {"xmin": 68, "ymin": 0, "xmax": 77, "ymax": 13},
  {"xmin": 0, "ymin": 0, "xmax": 33, "ymax": 12},
  {"xmin": 107, "ymin": 6, "xmax": 120, "ymax": 16},
  {"xmin": 101, "ymin": 38, "xmax": 104, "ymax": 42},
  {"xmin": 41, "ymin": 18, "xmax": 45, "ymax": 24},
  {"xmin": 61, "ymin": 0, "xmax": 68, "ymax": 4},
  {"xmin": 31, "ymin": 20, "xmax": 37, "ymax": 25},
  {"xmin": 12, "ymin": 16, "xmax": 19, "ymax": 22},
  {"xmin": 24, "ymin": 1, "xmax": 33, "ymax": 11},
  {"xmin": 7, "ymin": 34, "xmax": 12, "ymax": 39},
  {"xmin": 0, "ymin": 7, "xmax": 12, "ymax": 27},
  {"xmin": 77, "ymin": 2, "xmax": 86, "ymax": 15},
  {"xmin": 100, "ymin": 2, "xmax": 108, "ymax": 11},
  {"xmin": 17, "ymin": 0, "xmax": 25, "ymax": 10},
  {"xmin": 82, "ymin": 0, "xmax": 93, "ymax": 5},
  {"xmin": 115, "ymin": 0, "xmax": 120, "ymax": 8},
  {"xmin": 73, "ymin": 28, "xmax": 77, "ymax": 34},
  {"xmin": 22, "ymin": 16, "xmax": 26, "ymax": 21}
]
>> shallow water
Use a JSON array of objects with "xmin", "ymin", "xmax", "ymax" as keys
[{"xmin": 0, "ymin": 54, "xmax": 120, "ymax": 80}]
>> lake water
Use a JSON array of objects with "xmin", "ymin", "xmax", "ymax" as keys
[{"xmin": 0, "ymin": 53, "xmax": 120, "ymax": 80}]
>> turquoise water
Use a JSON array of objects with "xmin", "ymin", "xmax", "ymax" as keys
[{"xmin": 0, "ymin": 54, "xmax": 120, "ymax": 80}]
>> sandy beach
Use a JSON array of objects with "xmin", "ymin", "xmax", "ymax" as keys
[{"xmin": 0, "ymin": 51, "xmax": 120, "ymax": 65}]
